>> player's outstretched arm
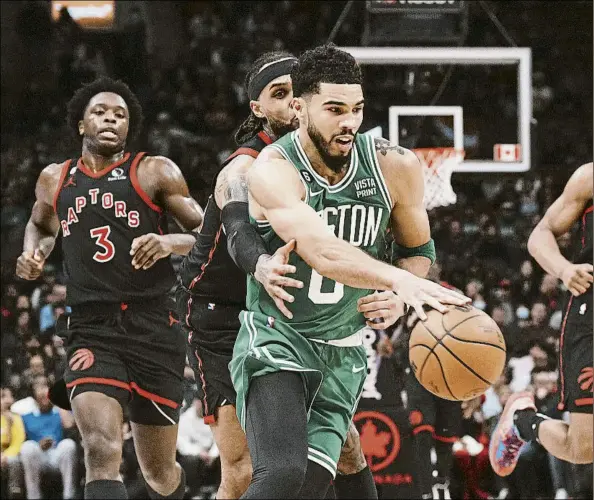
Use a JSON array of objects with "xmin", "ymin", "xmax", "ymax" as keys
[
  {"xmin": 248, "ymin": 158, "xmax": 469, "ymax": 319},
  {"xmin": 213, "ymin": 154, "xmax": 304, "ymax": 318},
  {"xmin": 130, "ymin": 155, "xmax": 203, "ymax": 269},
  {"xmin": 16, "ymin": 164, "xmax": 62, "ymax": 280},
  {"xmin": 528, "ymin": 162, "xmax": 593, "ymax": 296},
  {"xmin": 377, "ymin": 139, "xmax": 433, "ymax": 279},
  {"xmin": 357, "ymin": 141, "xmax": 434, "ymax": 329}
]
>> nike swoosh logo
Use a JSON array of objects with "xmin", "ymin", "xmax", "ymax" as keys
[
  {"xmin": 352, "ymin": 365, "xmax": 366, "ymax": 373},
  {"xmin": 310, "ymin": 189, "xmax": 325, "ymax": 197}
]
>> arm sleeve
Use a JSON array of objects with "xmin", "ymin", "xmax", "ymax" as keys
[{"xmin": 221, "ymin": 201, "xmax": 270, "ymax": 274}]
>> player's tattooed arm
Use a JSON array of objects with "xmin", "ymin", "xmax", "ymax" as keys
[
  {"xmin": 213, "ymin": 155, "xmax": 253, "ymax": 209},
  {"xmin": 376, "ymin": 140, "xmax": 433, "ymax": 277},
  {"xmin": 374, "ymin": 137, "xmax": 406, "ymax": 156}
]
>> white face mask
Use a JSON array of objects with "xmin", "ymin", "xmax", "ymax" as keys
[{"xmin": 473, "ymin": 299, "xmax": 486, "ymax": 311}]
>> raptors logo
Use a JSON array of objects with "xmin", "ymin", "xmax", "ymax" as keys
[
  {"xmin": 354, "ymin": 410, "xmax": 401, "ymax": 472},
  {"xmin": 69, "ymin": 348, "xmax": 95, "ymax": 371}
]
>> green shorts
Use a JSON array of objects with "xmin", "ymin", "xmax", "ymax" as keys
[{"xmin": 229, "ymin": 311, "xmax": 367, "ymax": 478}]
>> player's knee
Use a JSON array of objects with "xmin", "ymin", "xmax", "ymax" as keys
[
  {"xmin": 337, "ymin": 424, "xmax": 367, "ymax": 475},
  {"xmin": 569, "ymin": 435, "xmax": 593, "ymax": 464},
  {"xmin": 257, "ymin": 461, "xmax": 307, "ymax": 495},
  {"xmin": 141, "ymin": 459, "xmax": 178, "ymax": 488},
  {"xmin": 84, "ymin": 431, "xmax": 122, "ymax": 472},
  {"xmin": 222, "ymin": 452, "xmax": 252, "ymax": 488}
]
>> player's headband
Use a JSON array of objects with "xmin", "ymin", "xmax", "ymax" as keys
[{"xmin": 248, "ymin": 57, "xmax": 298, "ymax": 101}]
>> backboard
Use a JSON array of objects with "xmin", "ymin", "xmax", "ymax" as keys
[{"xmin": 340, "ymin": 47, "xmax": 532, "ymax": 172}]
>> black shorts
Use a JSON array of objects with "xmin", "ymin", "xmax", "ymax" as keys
[
  {"xmin": 62, "ymin": 297, "xmax": 186, "ymax": 425},
  {"xmin": 558, "ymin": 294, "xmax": 593, "ymax": 414},
  {"xmin": 176, "ymin": 286, "xmax": 241, "ymax": 424},
  {"xmin": 405, "ymin": 367, "xmax": 462, "ymax": 443}
]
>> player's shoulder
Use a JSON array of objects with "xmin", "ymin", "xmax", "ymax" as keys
[
  {"xmin": 138, "ymin": 154, "xmax": 184, "ymax": 181},
  {"xmin": 372, "ymin": 137, "xmax": 420, "ymax": 171},
  {"xmin": 41, "ymin": 160, "xmax": 69, "ymax": 178},
  {"xmin": 566, "ymin": 161, "xmax": 593, "ymax": 199}
]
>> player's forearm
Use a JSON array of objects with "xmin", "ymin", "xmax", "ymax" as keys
[
  {"xmin": 395, "ymin": 256, "xmax": 431, "ymax": 278},
  {"xmin": 163, "ymin": 233, "xmax": 198, "ymax": 256},
  {"xmin": 23, "ymin": 220, "xmax": 57, "ymax": 257},
  {"xmin": 309, "ymin": 238, "xmax": 409, "ymax": 291},
  {"xmin": 528, "ymin": 225, "xmax": 572, "ymax": 279}
]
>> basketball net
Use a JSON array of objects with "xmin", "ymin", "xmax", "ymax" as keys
[{"xmin": 413, "ymin": 147, "xmax": 465, "ymax": 210}]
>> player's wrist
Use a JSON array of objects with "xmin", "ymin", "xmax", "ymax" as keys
[
  {"xmin": 389, "ymin": 267, "xmax": 412, "ymax": 293},
  {"xmin": 253, "ymin": 253, "xmax": 272, "ymax": 279}
]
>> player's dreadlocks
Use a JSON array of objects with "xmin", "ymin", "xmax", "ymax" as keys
[
  {"xmin": 66, "ymin": 77, "xmax": 144, "ymax": 143},
  {"xmin": 234, "ymin": 51, "xmax": 295, "ymax": 145},
  {"xmin": 291, "ymin": 43, "xmax": 363, "ymax": 98}
]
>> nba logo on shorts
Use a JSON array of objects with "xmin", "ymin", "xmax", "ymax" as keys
[
  {"xmin": 267, "ymin": 316, "xmax": 275, "ymax": 328},
  {"xmin": 493, "ymin": 144, "xmax": 521, "ymax": 162},
  {"xmin": 208, "ymin": 303, "xmax": 216, "ymax": 310}
]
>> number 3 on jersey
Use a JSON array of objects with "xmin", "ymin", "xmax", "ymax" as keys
[
  {"xmin": 90, "ymin": 225, "xmax": 115, "ymax": 262},
  {"xmin": 308, "ymin": 269, "xmax": 344, "ymax": 304}
]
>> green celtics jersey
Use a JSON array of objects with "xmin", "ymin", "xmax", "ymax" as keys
[{"xmin": 247, "ymin": 130, "xmax": 393, "ymax": 341}]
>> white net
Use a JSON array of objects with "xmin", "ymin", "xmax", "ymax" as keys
[{"xmin": 413, "ymin": 148, "xmax": 465, "ymax": 210}]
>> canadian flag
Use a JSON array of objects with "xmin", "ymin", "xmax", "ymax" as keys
[{"xmin": 494, "ymin": 144, "xmax": 521, "ymax": 162}]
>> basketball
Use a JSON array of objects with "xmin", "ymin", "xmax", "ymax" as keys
[{"xmin": 409, "ymin": 305, "xmax": 506, "ymax": 401}]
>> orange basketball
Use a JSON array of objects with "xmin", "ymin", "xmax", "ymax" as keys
[{"xmin": 409, "ymin": 305, "xmax": 506, "ymax": 401}]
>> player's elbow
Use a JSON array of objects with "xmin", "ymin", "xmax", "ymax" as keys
[{"xmin": 527, "ymin": 224, "xmax": 544, "ymax": 258}]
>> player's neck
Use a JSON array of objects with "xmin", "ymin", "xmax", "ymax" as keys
[
  {"xmin": 81, "ymin": 145, "xmax": 125, "ymax": 173},
  {"xmin": 297, "ymin": 129, "xmax": 348, "ymax": 186},
  {"xmin": 262, "ymin": 123, "xmax": 278, "ymax": 142}
]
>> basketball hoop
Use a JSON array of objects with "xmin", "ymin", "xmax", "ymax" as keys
[{"xmin": 413, "ymin": 147, "xmax": 465, "ymax": 210}]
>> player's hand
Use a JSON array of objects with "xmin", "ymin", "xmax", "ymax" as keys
[
  {"xmin": 561, "ymin": 263, "xmax": 593, "ymax": 296},
  {"xmin": 130, "ymin": 234, "xmax": 173, "ymax": 270},
  {"xmin": 357, "ymin": 291, "xmax": 406, "ymax": 330},
  {"xmin": 393, "ymin": 277, "xmax": 471, "ymax": 321},
  {"xmin": 254, "ymin": 239, "xmax": 304, "ymax": 320},
  {"xmin": 16, "ymin": 249, "xmax": 45, "ymax": 280}
]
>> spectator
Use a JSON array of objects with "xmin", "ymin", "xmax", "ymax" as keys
[
  {"xmin": 1, "ymin": 386, "xmax": 25, "ymax": 499},
  {"xmin": 20, "ymin": 377, "xmax": 77, "ymax": 499},
  {"xmin": 176, "ymin": 398, "xmax": 220, "ymax": 498}
]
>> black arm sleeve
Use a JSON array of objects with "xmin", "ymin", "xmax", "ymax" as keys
[{"xmin": 221, "ymin": 201, "xmax": 270, "ymax": 275}]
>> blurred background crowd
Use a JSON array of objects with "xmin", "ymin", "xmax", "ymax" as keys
[{"xmin": 1, "ymin": 1, "xmax": 592, "ymax": 499}]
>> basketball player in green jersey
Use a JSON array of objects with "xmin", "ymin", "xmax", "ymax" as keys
[{"xmin": 229, "ymin": 44, "xmax": 470, "ymax": 499}]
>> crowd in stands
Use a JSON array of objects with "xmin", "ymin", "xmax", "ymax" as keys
[{"xmin": 1, "ymin": 1, "xmax": 592, "ymax": 498}]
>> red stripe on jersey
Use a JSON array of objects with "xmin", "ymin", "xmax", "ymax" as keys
[
  {"xmin": 582, "ymin": 204, "xmax": 593, "ymax": 247},
  {"xmin": 188, "ymin": 224, "xmax": 223, "ymax": 290},
  {"xmin": 257, "ymin": 130, "xmax": 273, "ymax": 145},
  {"xmin": 224, "ymin": 147, "xmax": 260, "ymax": 164},
  {"xmin": 52, "ymin": 159, "xmax": 72, "ymax": 213},
  {"xmin": 129, "ymin": 152, "xmax": 162, "ymax": 213}
]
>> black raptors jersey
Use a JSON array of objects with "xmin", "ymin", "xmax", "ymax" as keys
[
  {"xmin": 55, "ymin": 152, "xmax": 175, "ymax": 306},
  {"xmin": 178, "ymin": 131, "xmax": 273, "ymax": 305}
]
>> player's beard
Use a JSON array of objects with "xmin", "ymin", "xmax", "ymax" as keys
[
  {"xmin": 267, "ymin": 114, "xmax": 299, "ymax": 139},
  {"xmin": 307, "ymin": 119, "xmax": 354, "ymax": 174}
]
